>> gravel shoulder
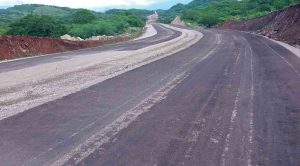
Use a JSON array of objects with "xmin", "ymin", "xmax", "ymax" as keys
[
  {"xmin": 134, "ymin": 24, "xmax": 157, "ymax": 40},
  {"xmin": 0, "ymin": 24, "xmax": 203, "ymax": 121},
  {"xmin": 270, "ymin": 39, "xmax": 300, "ymax": 58}
]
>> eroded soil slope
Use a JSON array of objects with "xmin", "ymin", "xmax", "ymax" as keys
[
  {"xmin": 0, "ymin": 35, "xmax": 130, "ymax": 61},
  {"xmin": 218, "ymin": 4, "xmax": 300, "ymax": 46}
]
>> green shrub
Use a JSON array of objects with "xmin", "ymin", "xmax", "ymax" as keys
[
  {"xmin": 4, "ymin": 7, "xmax": 146, "ymax": 39},
  {"xmin": 198, "ymin": 13, "xmax": 221, "ymax": 28},
  {"xmin": 124, "ymin": 15, "xmax": 145, "ymax": 27},
  {"xmin": 182, "ymin": 9, "xmax": 201, "ymax": 23},
  {"xmin": 71, "ymin": 9, "xmax": 96, "ymax": 24},
  {"xmin": 0, "ymin": 26, "xmax": 9, "ymax": 35},
  {"xmin": 68, "ymin": 21, "xmax": 117, "ymax": 39},
  {"xmin": 6, "ymin": 14, "xmax": 67, "ymax": 37}
]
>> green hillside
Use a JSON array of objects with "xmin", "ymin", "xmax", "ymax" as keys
[
  {"xmin": 0, "ymin": 4, "xmax": 79, "ymax": 25},
  {"xmin": 157, "ymin": 0, "xmax": 218, "ymax": 23},
  {"xmin": 0, "ymin": 4, "xmax": 147, "ymax": 38},
  {"xmin": 157, "ymin": 3, "xmax": 186, "ymax": 23},
  {"xmin": 105, "ymin": 9, "xmax": 153, "ymax": 21},
  {"xmin": 159, "ymin": 0, "xmax": 300, "ymax": 27}
]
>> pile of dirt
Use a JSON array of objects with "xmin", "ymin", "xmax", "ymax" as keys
[
  {"xmin": 0, "ymin": 35, "xmax": 131, "ymax": 61},
  {"xmin": 218, "ymin": 4, "xmax": 300, "ymax": 46},
  {"xmin": 171, "ymin": 16, "xmax": 186, "ymax": 26}
]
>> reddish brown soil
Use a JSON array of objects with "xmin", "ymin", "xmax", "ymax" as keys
[
  {"xmin": 218, "ymin": 4, "xmax": 300, "ymax": 46},
  {"xmin": 0, "ymin": 35, "xmax": 130, "ymax": 61}
]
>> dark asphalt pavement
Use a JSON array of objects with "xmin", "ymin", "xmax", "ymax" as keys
[{"xmin": 0, "ymin": 25, "xmax": 299, "ymax": 166}]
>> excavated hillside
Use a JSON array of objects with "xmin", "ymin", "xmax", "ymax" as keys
[
  {"xmin": 171, "ymin": 16, "xmax": 186, "ymax": 26},
  {"xmin": 218, "ymin": 4, "xmax": 300, "ymax": 46},
  {"xmin": 0, "ymin": 35, "xmax": 131, "ymax": 61}
]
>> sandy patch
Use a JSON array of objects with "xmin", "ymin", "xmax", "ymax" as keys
[{"xmin": 134, "ymin": 24, "xmax": 157, "ymax": 40}]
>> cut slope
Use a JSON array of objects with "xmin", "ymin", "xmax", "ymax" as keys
[
  {"xmin": 171, "ymin": 16, "xmax": 186, "ymax": 26},
  {"xmin": 218, "ymin": 4, "xmax": 300, "ymax": 46},
  {"xmin": 0, "ymin": 35, "xmax": 130, "ymax": 61}
]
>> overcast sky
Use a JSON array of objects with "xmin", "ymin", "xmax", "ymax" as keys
[{"xmin": 0, "ymin": 0, "xmax": 192, "ymax": 10}]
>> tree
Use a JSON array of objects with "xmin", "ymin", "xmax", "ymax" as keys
[
  {"xmin": 125, "ymin": 15, "xmax": 144, "ymax": 27},
  {"xmin": 68, "ymin": 22, "xmax": 116, "ymax": 39},
  {"xmin": 7, "ymin": 14, "xmax": 67, "ymax": 37},
  {"xmin": 182, "ymin": 9, "xmax": 201, "ymax": 23},
  {"xmin": 71, "ymin": 9, "xmax": 96, "ymax": 24},
  {"xmin": 199, "ymin": 13, "xmax": 221, "ymax": 28}
]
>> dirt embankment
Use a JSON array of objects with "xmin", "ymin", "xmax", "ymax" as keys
[
  {"xmin": 171, "ymin": 16, "xmax": 186, "ymax": 26},
  {"xmin": 0, "ymin": 35, "xmax": 131, "ymax": 61},
  {"xmin": 218, "ymin": 4, "xmax": 300, "ymax": 46}
]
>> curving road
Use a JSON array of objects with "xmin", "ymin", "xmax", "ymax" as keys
[
  {"xmin": 0, "ymin": 24, "xmax": 299, "ymax": 166},
  {"xmin": 0, "ymin": 24, "xmax": 181, "ymax": 73}
]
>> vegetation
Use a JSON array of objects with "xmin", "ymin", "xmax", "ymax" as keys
[
  {"xmin": 157, "ymin": 3, "xmax": 185, "ymax": 23},
  {"xmin": 0, "ymin": 25, "xmax": 8, "ymax": 35},
  {"xmin": 158, "ymin": 0, "xmax": 218, "ymax": 24},
  {"xmin": 160, "ymin": 0, "xmax": 300, "ymax": 28},
  {"xmin": 1, "ymin": 4, "xmax": 147, "ymax": 38},
  {"xmin": 71, "ymin": 9, "xmax": 96, "ymax": 24},
  {"xmin": 183, "ymin": 0, "xmax": 300, "ymax": 27},
  {"xmin": 1, "ymin": 1, "xmax": 299, "ymax": 37},
  {"xmin": 67, "ymin": 13, "xmax": 145, "ymax": 39},
  {"xmin": 105, "ymin": 9, "xmax": 153, "ymax": 21},
  {"xmin": 0, "ymin": 4, "xmax": 77, "ymax": 26},
  {"xmin": 6, "ymin": 14, "xmax": 67, "ymax": 37}
]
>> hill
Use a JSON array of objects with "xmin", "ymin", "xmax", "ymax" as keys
[
  {"xmin": 0, "ymin": 4, "xmax": 148, "ymax": 38},
  {"xmin": 218, "ymin": 4, "xmax": 300, "ymax": 46},
  {"xmin": 157, "ymin": 0, "xmax": 221, "ymax": 23},
  {"xmin": 0, "ymin": 4, "xmax": 81, "ymax": 25},
  {"xmin": 159, "ymin": 0, "xmax": 300, "ymax": 27},
  {"xmin": 0, "ymin": 4, "xmax": 153, "ymax": 26},
  {"xmin": 105, "ymin": 9, "xmax": 153, "ymax": 21},
  {"xmin": 157, "ymin": 3, "xmax": 185, "ymax": 23}
]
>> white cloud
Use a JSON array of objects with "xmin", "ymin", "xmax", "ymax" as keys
[{"xmin": 0, "ymin": 0, "xmax": 165, "ymax": 8}]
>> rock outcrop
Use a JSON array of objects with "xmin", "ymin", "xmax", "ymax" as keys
[
  {"xmin": 61, "ymin": 34, "xmax": 132, "ymax": 41},
  {"xmin": 60, "ymin": 34, "xmax": 83, "ymax": 41}
]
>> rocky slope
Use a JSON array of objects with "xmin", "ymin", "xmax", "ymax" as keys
[{"xmin": 218, "ymin": 4, "xmax": 300, "ymax": 46}]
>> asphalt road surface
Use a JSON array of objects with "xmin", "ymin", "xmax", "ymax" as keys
[{"xmin": 0, "ymin": 24, "xmax": 299, "ymax": 166}]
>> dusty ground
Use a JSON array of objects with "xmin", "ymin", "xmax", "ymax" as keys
[{"xmin": 134, "ymin": 24, "xmax": 157, "ymax": 40}]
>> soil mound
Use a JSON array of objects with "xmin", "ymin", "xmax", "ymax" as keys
[{"xmin": 171, "ymin": 16, "xmax": 186, "ymax": 26}]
